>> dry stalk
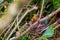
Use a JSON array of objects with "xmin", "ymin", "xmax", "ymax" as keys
[
  {"xmin": 15, "ymin": 8, "xmax": 60, "ymax": 39},
  {"xmin": 3, "ymin": 8, "xmax": 23, "ymax": 38},
  {"xmin": 40, "ymin": 8, "xmax": 60, "ymax": 22},
  {"xmin": 6, "ymin": 6, "xmax": 38, "ymax": 40},
  {"xmin": 39, "ymin": 0, "xmax": 44, "ymax": 19},
  {"xmin": 54, "ymin": 24, "xmax": 60, "ymax": 29},
  {"xmin": 0, "ymin": 25, "xmax": 10, "ymax": 36}
]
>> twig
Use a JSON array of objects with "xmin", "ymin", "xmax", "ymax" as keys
[
  {"xmin": 6, "ymin": 6, "xmax": 38, "ymax": 40},
  {"xmin": 0, "ymin": 25, "xmax": 10, "ymax": 36},
  {"xmin": 15, "ymin": 8, "xmax": 60, "ymax": 39},
  {"xmin": 39, "ymin": 0, "xmax": 44, "ymax": 19},
  {"xmin": 39, "ymin": 8, "xmax": 60, "ymax": 22},
  {"xmin": 54, "ymin": 18, "xmax": 60, "ymax": 29},
  {"xmin": 40, "ymin": 18, "xmax": 60, "ymax": 34},
  {"xmin": 3, "ymin": 8, "xmax": 23, "ymax": 38},
  {"xmin": 48, "ymin": 16, "xmax": 56, "ymax": 25},
  {"xmin": 26, "ymin": 0, "xmax": 32, "ymax": 7},
  {"xmin": 54, "ymin": 24, "xmax": 60, "ymax": 29}
]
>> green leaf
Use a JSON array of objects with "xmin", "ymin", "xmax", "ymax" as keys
[
  {"xmin": 0, "ymin": 36, "xmax": 2, "ymax": 40},
  {"xmin": 39, "ymin": 24, "xmax": 55, "ymax": 40},
  {"xmin": 39, "ymin": 36, "xmax": 47, "ymax": 40},
  {"xmin": 18, "ymin": 34, "xmax": 28, "ymax": 40},
  {"xmin": 8, "ymin": 0, "xmax": 13, "ymax": 3},
  {"xmin": 53, "ymin": 0, "xmax": 60, "ymax": 9}
]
